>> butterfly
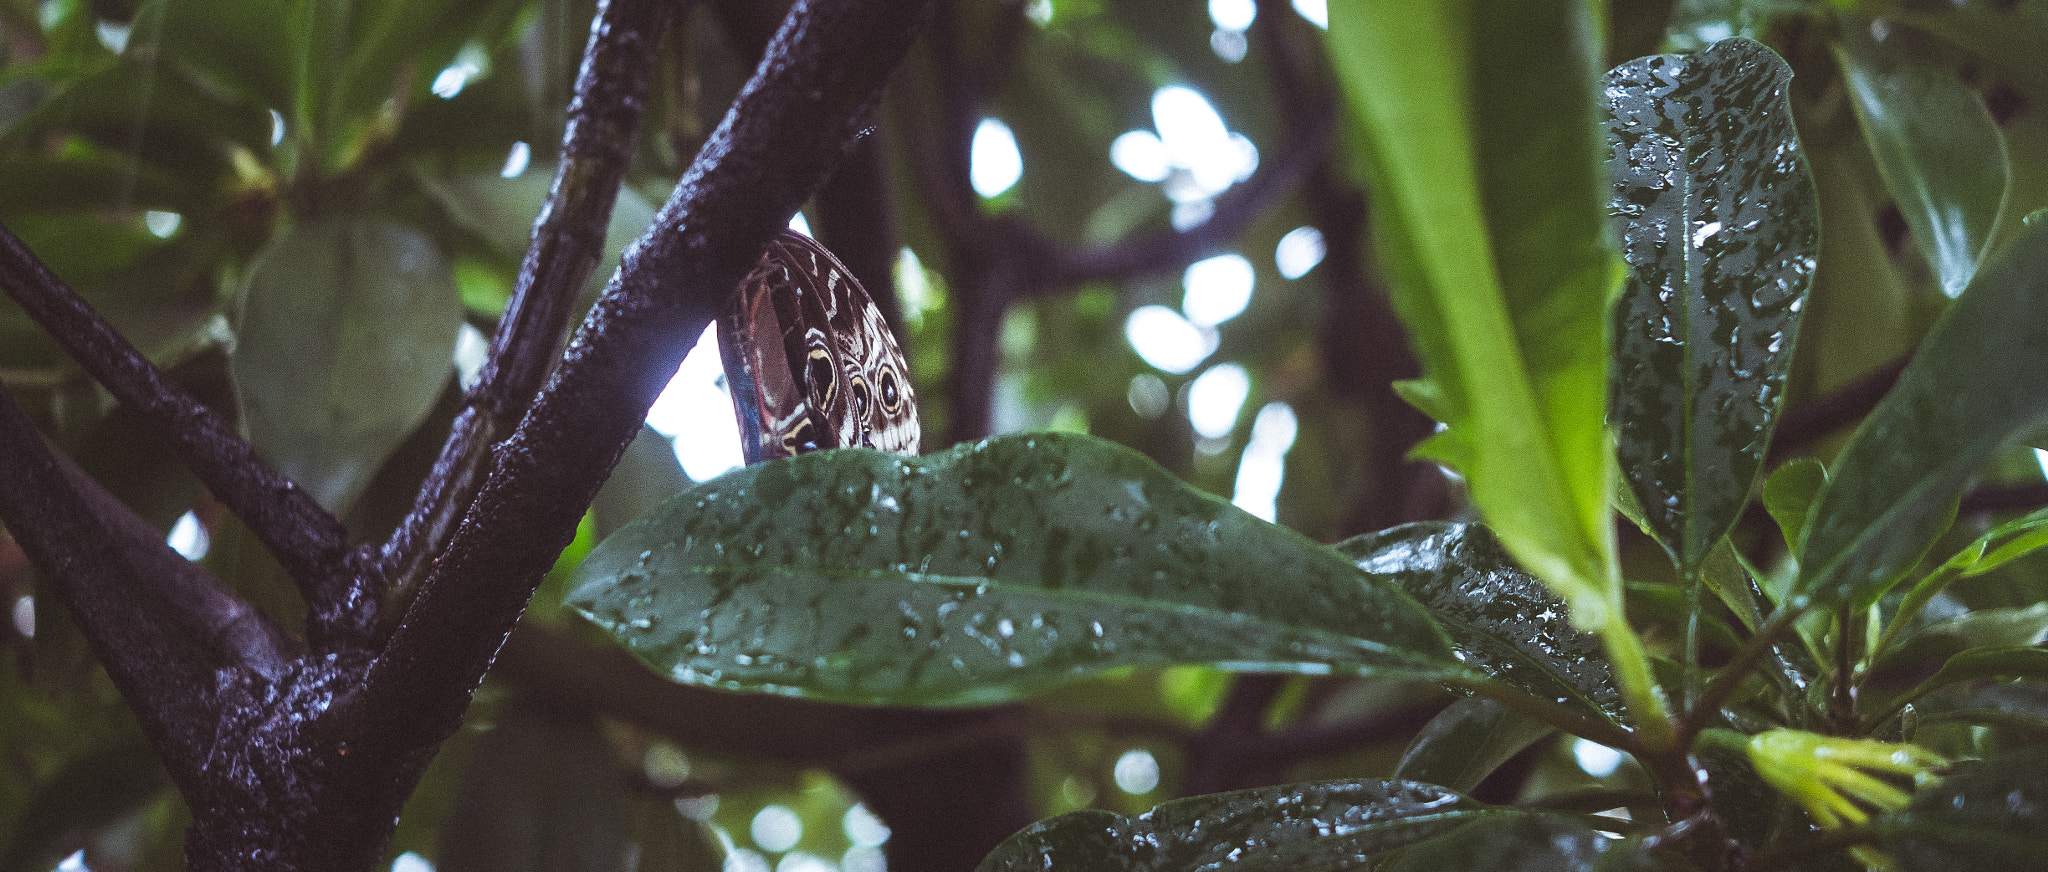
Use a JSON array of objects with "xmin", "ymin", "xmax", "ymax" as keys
[{"xmin": 718, "ymin": 229, "xmax": 920, "ymax": 465}]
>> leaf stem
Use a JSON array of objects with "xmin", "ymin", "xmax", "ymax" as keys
[{"xmin": 1600, "ymin": 603, "xmax": 1678, "ymax": 752}]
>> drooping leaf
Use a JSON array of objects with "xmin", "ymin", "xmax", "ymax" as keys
[
  {"xmin": 1607, "ymin": 36, "xmax": 1818, "ymax": 571},
  {"xmin": 1394, "ymin": 698, "xmax": 1557, "ymax": 794},
  {"xmin": 438, "ymin": 698, "xmax": 631, "ymax": 872},
  {"xmin": 1329, "ymin": 0, "xmax": 1622, "ymax": 614},
  {"xmin": 1377, "ymin": 813, "xmax": 1618, "ymax": 872},
  {"xmin": 1796, "ymin": 220, "xmax": 2048, "ymax": 611},
  {"xmin": 566, "ymin": 434, "xmax": 1460, "ymax": 707},
  {"xmin": 231, "ymin": 219, "xmax": 460, "ymax": 513},
  {"xmin": 1337, "ymin": 522, "xmax": 1625, "ymax": 724},
  {"xmin": 1879, "ymin": 745, "xmax": 2048, "ymax": 870},
  {"xmin": 1837, "ymin": 20, "xmax": 2011, "ymax": 299},
  {"xmin": 973, "ymin": 779, "xmax": 1497, "ymax": 872}
]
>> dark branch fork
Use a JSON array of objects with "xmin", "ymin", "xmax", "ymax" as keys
[{"xmin": 0, "ymin": 0, "xmax": 936, "ymax": 866}]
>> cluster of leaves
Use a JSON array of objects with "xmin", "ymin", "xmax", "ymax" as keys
[
  {"xmin": 3, "ymin": 0, "xmax": 2048, "ymax": 870},
  {"xmin": 562, "ymin": 5, "xmax": 2048, "ymax": 872}
]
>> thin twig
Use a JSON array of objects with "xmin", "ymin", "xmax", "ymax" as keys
[
  {"xmin": 382, "ymin": 0, "xmax": 673, "ymax": 607},
  {"xmin": 0, "ymin": 223, "xmax": 367, "ymax": 647}
]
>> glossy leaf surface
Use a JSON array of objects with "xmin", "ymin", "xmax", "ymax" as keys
[
  {"xmin": 231, "ymin": 220, "xmax": 460, "ymax": 513},
  {"xmin": 1838, "ymin": 21, "xmax": 2011, "ymax": 299},
  {"xmin": 1395, "ymin": 698, "xmax": 1557, "ymax": 794},
  {"xmin": 1330, "ymin": 0, "xmax": 1621, "ymax": 612},
  {"xmin": 1880, "ymin": 745, "xmax": 2048, "ymax": 870},
  {"xmin": 1607, "ymin": 37, "xmax": 1818, "ymax": 570},
  {"xmin": 1378, "ymin": 814, "xmax": 1615, "ymax": 872},
  {"xmin": 1339, "ymin": 523, "xmax": 1625, "ymax": 724},
  {"xmin": 973, "ymin": 780, "xmax": 1494, "ymax": 872},
  {"xmin": 566, "ymin": 434, "xmax": 1460, "ymax": 706},
  {"xmin": 1796, "ymin": 221, "xmax": 2048, "ymax": 610}
]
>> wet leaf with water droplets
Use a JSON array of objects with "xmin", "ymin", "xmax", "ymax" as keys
[
  {"xmin": 1376, "ymin": 813, "xmax": 1619, "ymax": 872},
  {"xmin": 1606, "ymin": 37, "xmax": 1818, "ymax": 572},
  {"xmin": 973, "ymin": 779, "xmax": 1497, "ymax": 872},
  {"xmin": 1338, "ymin": 523, "xmax": 1625, "ymax": 725},
  {"xmin": 1877, "ymin": 745, "xmax": 2048, "ymax": 870},
  {"xmin": 1795, "ymin": 221, "xmax": 2048, "ymax": 611},
  {"xmin": 566, "ymin": 434, "xmax": 1459, "ymax": 706}
]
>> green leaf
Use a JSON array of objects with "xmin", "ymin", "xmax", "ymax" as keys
[
  {"xmin": 1395, "ymin": 698, "xmax": 1557, "ymax": 794},
  {"xmin": 1879, "ymin": 745, "xmax": 2048, "ymax": 870},
  {"xmin": 231, "ymin": 219, "xmax": 460, "ymax": 513},
  {"xmin": 1917, "ymin": 646, "xmax": 2048, "ymax": 695},
  {"xmin": 1880, "ymin": 604, "xmax": 2048, "ymax": 674},
  {"xmin": 1607, "ymin": 36, "xmax": 1819, "ymax": 571},
  {"xmin": 1329, "ymin": 0, "xmax": 1622, "ymax": 614},
  {"xmin": 439, "ymin": 698, "xmax": 631, "ymax": 872},
  {"xmin": 1951, "ymin": 505, "xmax": 2048, "ymax": 579},
  {"xmin": 973, "ymin": 780, "xmax": 1497, "ymax": 872},
  {"xmin": 422, "ymin": 166, "xmax": 658, "ymax": 299},
  {"xmin": 1337, "ymin": 522, "xmax": 1625, "ymax": 724},
  {"xmin": 565, "ymin": 434, "xmax": 1459, "ymax": 707},
  {"xmin": 1837, "ymin": 20, "xmax": 2011, "ymax": 299},
  {"xmin": 1795, "ymin": 220, "xmax": 2048, "ymax": 611},
  {"xmin": 1379, "ymin": 814, "xmax": 1616, "ymax": 872},
  {"xmin": 1760, "ymin": 459, "xmax": 1826, "ymax": 558}
]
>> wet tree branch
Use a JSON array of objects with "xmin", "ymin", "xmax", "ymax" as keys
[
  {"xmin": 383, "ymin": 0, "xmax": 672, "ymax": 610},
  {"xmin": 0, "ymin": 224, "xmax": 366, "ymax": 647},
  {"xmin": 342, "ymin": 0, "xmax": 936, "ymax": 825},
  {"xmin": 0, "ymin": 380, "xmax": 226, "ymax": 785}
]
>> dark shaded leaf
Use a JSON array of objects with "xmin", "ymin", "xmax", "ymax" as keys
[
  {"xmin": 230, "ymin": 219, "xmax": 460, "ymax": 513},
  {"xmin": 1338, "ymin": 522, "xmax": 1625, "ymax": 724},
  {"xmin": 1916, "ymin": 646, "xmax": 2048, "ymax": 696},
  {"xmin": 1837, "ymin": 19, "xmax": 2011, "ymax": 299},
  {"xmin": 567, "ymin": 434, "xmax": 1459, "ymax": 706},
  {"xmin": 974, "ymin": 780, "xmax": 1493, "ymax": 872},
  {"xmin": 1379, "ymin": 813, "xmax": 1616, "ymax": 872},
  {"xmin": 1796, "ymin": 220, "xmax": 2048, "ymax": 610},
  {"xmin": 439, "ymin": 698, "xmax": 631, "ymax": 872},
  {"xmin": 1879, "ymin": 745, "xmax": 2048, "ymax": 870},
  {"xmin": 1395, "ymin": 698, "xmax": 1557, "ymax": 794},
  {"xmin": 0, "ymin": 743, "xmax": 167, "ymax": 872},
  {"xmin": 1607, "ymin": 37, "xmax": 1818, "ymax": 570},
  {"xmin": 1880, "ymin": 604, "xmax": 2048, "ymax": 673}
]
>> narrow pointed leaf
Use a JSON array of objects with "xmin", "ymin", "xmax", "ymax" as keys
[
  {"xmin": 566, "ymin": 434, "xmax": 1459, "ymax": 707},
  {"xmin": 1838, "ymin": 21, "xmax": 2011, "ymax": 299},
  {"xmin": 1795, "ymin": 221, "xmax": 2048, "ymax": 611},
  {"xmin": 974, "ymin": 780, "xmax": 1497, "ymax": 872},
  {"xmin": 1330, "ymin": 0, "xmax": 1621, "ymax": 610},
  {"xmin": 1338, "ymin": 523, "xmax": 1625, "ymax": 724},
  {"xmin": 231, "ymin": 219, "xmax": 460, "ymax": 513},
  {"xmin": 1607, "ymin": 37, "xmax": 1819, "ymax": 570}
]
